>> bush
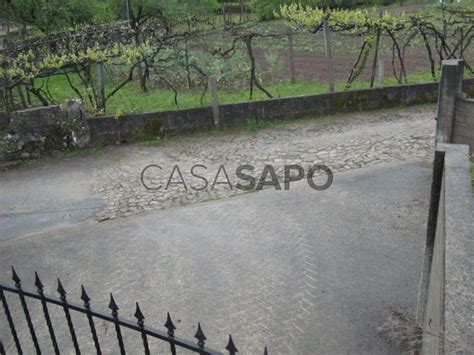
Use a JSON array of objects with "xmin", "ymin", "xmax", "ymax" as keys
[
  {"xmin": 220, "ymin": 2, "xmax": 249, "ymax": 14},
  {"xmin": 251, "ymin": 0, "xmax": 311, "ymax": 21},
  {"xmin": 251, "ymin": 0, "xmax": 390, "ymax": 20}
]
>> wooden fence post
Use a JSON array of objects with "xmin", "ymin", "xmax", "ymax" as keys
[
  {"xmin": 208, "ymin": 76, "xmax": 220, "ymax": 127},
  {"xmin": 287, "ymin": 30, "xmax": 296, "ymax": 84},
  {"xmin": 323, "ymin": 20, "xmax": 335, "ymax": 93},
  {"xmin": 436, "ymin": 59, "xmax": 464, "ymax": 144}
]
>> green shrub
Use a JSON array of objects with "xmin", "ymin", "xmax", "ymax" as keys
[
  {"xmin": 251, "ymin": 0, "xmax": 391, "ymax": 20},
  {"xmin": 220, "ymin": 2, "xmax": 249, "ymax": 14},
  {"xmin": 251, "ymin": 0, "xmax": 315, "ymax": 20}
]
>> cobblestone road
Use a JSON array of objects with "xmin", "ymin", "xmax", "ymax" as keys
[{"xmin": 94, "ymin": 105, "xmax": 436, "ymax": 221}]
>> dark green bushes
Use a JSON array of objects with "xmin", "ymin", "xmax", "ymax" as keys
[{"xmin": 251, "ymin": 0, "xmax": 394, "ymax": 20}]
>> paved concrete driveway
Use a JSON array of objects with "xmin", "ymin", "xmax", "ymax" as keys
[
  {"xmin": 0, "ymin": 156, "xmax": 102, "ymax": 240},
  {"xmin": 0, "ymin": 159, "xmax": 430, "ymax": 354}
]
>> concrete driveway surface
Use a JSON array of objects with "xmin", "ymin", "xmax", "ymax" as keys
[
  {"xmin": 0, "ymin": 106, "xmax": 436, "ymax": 354},
  {"xmin": 0, "ymin": 159, "xmax": 430, "ymax": 354}
]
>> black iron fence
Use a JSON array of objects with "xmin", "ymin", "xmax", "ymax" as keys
[{"xmin": 0, "ymin": 267, "xmax": 267, "ymax": 354}]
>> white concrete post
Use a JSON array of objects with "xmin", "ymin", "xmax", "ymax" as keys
[
  {"xmin": 208, "ymin": 76, "xmax": 220, "ymax": 127},
  {"xmin": 288, "ymin": 30, "xmax": 296, "ymax": 84},
  {"xmin": 97, "ymin": 62, "xmax": 106, "ymax": 112},
  {"xmin": 378, "ymin": 60, "xmax": 384, "ymax": 89},
  {"xmin": 323, "ymin": 20, "xmax": 335, "ymax": 93}
]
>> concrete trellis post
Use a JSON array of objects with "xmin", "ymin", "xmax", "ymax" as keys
[
  {"xmin": 185, "ymin": 40, "xmax": 192, "ymax": 89},
  {"xmin": 208, "ymin": 76, "xmax": 220, "ymax": 127},
  {"xmin": 125, "ymin": 0, "xmax": 132, "ymax": 23},
  {"xmin": 97, "ymin": 62, "xmax": 106, "ymax": 112},
  {"xmin": 323, "ymin": 20, "xmax": 335, "ymax": 93},
  {"xmin": 378, "ymin": 60, "xmax": 384, "ymax": 89},
  {"xmin": 369, "ymin": 10, "xmax": 383, "ymax": 88},
  {"xmin": 287, "ymin": 30, "xmax": 296, "ymax": 84}
]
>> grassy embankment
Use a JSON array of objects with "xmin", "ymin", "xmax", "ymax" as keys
[{"xmin": 36, "ymin": 71, "xmax": 437, "ymax": 116}]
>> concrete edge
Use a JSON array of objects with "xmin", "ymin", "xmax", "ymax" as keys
[
  {"xmin": 440, "ymin": 144, "xmax": 473, "ymax": 354},
  {"xmin": 419, "ymin": 143, "xmax": 473, "ymax": 354}
]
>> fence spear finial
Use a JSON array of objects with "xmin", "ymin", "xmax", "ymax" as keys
[
  {"xmin": 57, "ymin": 278, "xmax": 67, "ymax": 300},
  {"xmin": 80, "ymin": 285, "xmax": 90, "ymax": 307},
  {"xmin": 164, "ymin": 312, "xmax": 176, "ymax": 337},
  {"xmin": 109, "ymin": 293, "xmax": 119, "ymax": 317},
  {"xmin": 134, "ymin": 302, "xmax": 145, "ymax": 326},
  {"xmin": 194, "ymin": 322, "xmax": 207, "ymax": 348},
  {"xmin": 11, "ymin": 266, "xmax": 21, "ymax": 288},
  {"xmin": 34, "ymin": 272, "xmax": 44, "ymax": 294},
  {"xmin": 225, "ymin": 334, "xmax": 238, "ymax": 354}
]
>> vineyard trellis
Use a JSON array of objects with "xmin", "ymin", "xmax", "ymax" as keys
[
  {"xmin": 0, "ymin": 1, "xmax": 473, "ymax": 114},
  {"xmin": 281, "ymin": 3, "xmax": 474, "ymax": 81}
]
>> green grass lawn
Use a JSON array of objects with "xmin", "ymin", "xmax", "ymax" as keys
[{"xmin": 36, "ymin": 70, "xmax": 437, "ymax": 117}]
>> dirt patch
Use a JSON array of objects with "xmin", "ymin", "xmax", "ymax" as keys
[
  {"xmin": 254, "ymin": 45, "xmax": 434, "ymax": 83},
  {"xmin": 378, "ymin": 309, "xmax": 423, "ymax": 354}
]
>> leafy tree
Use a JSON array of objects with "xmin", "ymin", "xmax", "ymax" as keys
[
  {"xmin": 108, "ymin": 0, "xmax": 219, "ymax": 28},
  {"xmin": 0, "ymin": 0, "xmax": 113, "ymax": 34},
  {"xmin": 251, "ymin": 0, "xmax": 386, "ymax": 21},
  {"xmin": 251, "ymin": 0, "xmax": 319, "ymax": 21}
]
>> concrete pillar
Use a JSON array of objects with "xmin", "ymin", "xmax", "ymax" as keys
[
  {"xmin": 436, "ymin": 59, "xmax": 464, "ymax": 144},
  {"xmin": 378, "ymin": 60, "xmax": 384, "ymax": 89},
  {"xmin": 287, "ymin": 30, "xmax": 296, "ymax": 84},
  {"xmin": 97, "ymin": 62, "xmax": 106, "ymax": 112},
  {"xmin": 208, "ymin": 76, "xmax": 220, "ymax": 127},
  {"xmin": 323, "ymin": 20, "xmax": 335, "ymax": 93},
  {"xmin": 125, "ymin": 0, "xmax": 132, "ymax": 22}
]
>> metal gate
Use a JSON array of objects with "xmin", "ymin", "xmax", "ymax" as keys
[{"xmin": 0, "ymin": 267, "xmax": 267, "ymax": 354}]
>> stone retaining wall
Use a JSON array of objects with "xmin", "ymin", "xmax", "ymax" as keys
[
  {"xmin": 88, "ymin": 79, "xmax": 474, "ymax": 145},
  {"xmin": 2, "ymin": 79, "xmax": 474, "ymax": 160},
  {"xmin": 0, "ymin": 100, "xmax": 89, "ymax": 161}
]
